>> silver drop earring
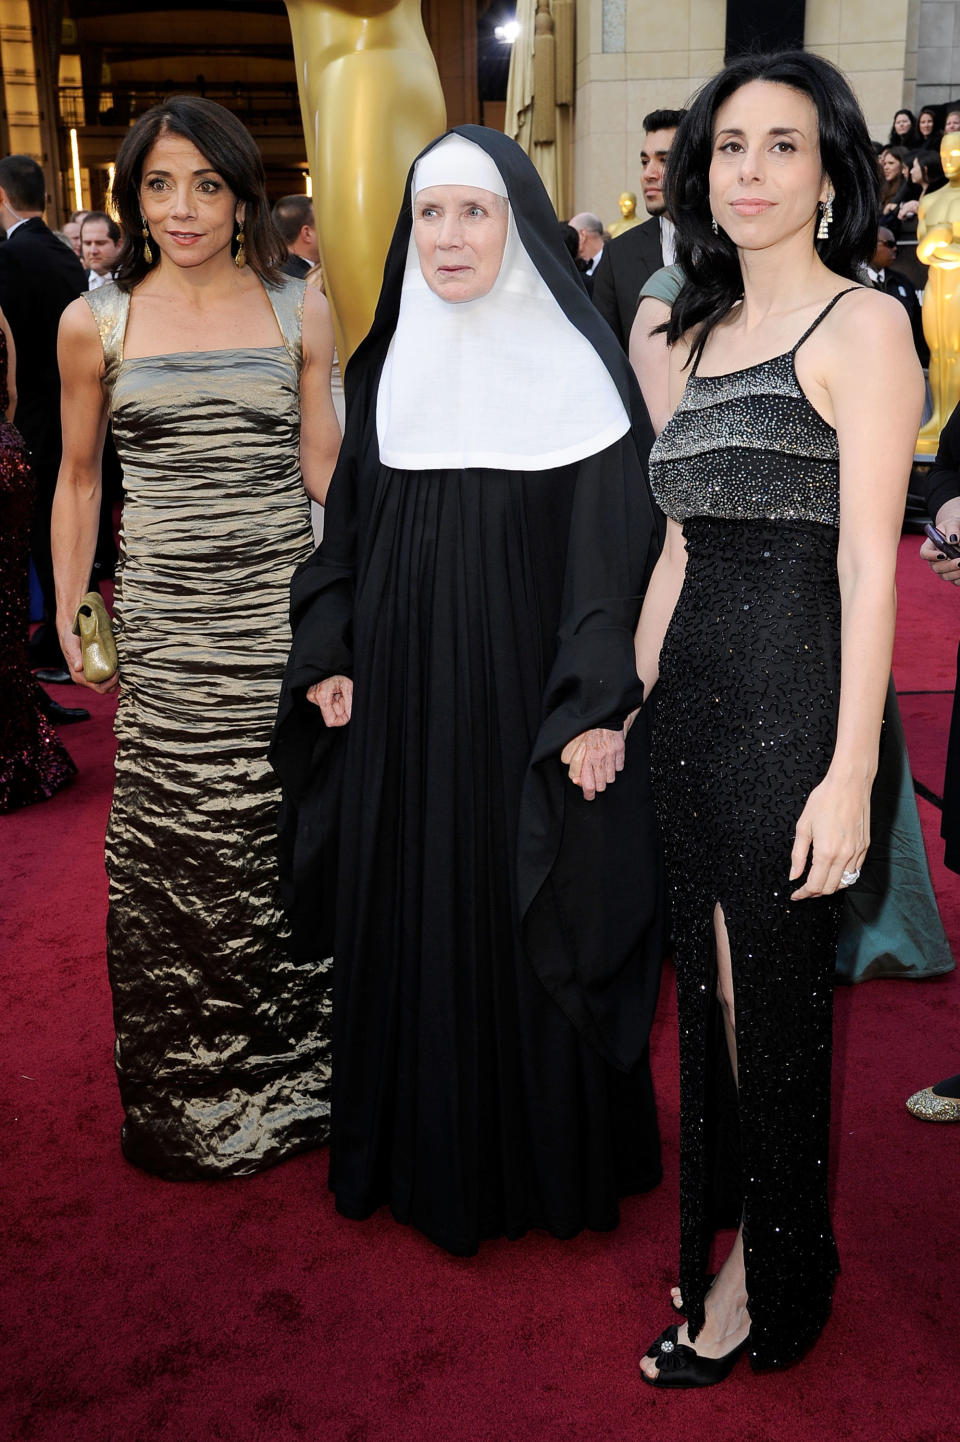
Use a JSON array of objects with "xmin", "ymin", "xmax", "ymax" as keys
[
  {"xmin": 817, "ymin": 192, "xmax": 834, "ymax": 241},
  {"xmin": 711, "ymin": 216, "xmax": 718, "ymax": 235}
]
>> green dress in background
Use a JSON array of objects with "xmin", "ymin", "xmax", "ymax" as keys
[
  {"xmin": 637, "ymin": 266, "xmax": 955, "ymax": 984},
  {"xmin": 84, "ymin": 277, "xmax": 332, "ymax": 1178}
]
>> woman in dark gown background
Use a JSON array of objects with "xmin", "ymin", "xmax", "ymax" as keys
[
  {"xmin": 272, "ymin": 128, "xmax": 666, "ymax": 1256},
  {"xmin": 0, "ymin": 313, "xmax": 75, "ymax": 813}
]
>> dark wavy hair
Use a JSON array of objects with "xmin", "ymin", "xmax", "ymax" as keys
[
  {"xmin": 111, "ymin": 95, "xmax": 285, "ymax": 291},
  {"xmin": 887, "ymin": 108, "xmax": 918, "ymax": 148},
  {"xmin": 664, "ymin": 51, "xmax": 880, "ymax": 354}
]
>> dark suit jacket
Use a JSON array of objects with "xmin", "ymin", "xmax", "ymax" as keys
[
  {"xmin": 875, "ymin": 266, "xmax": 928, "ymax": 367},
  {"xmin": 590, "ymin": 216, "xmax": 664, "ymax": 349},
  {"xmin": 280, "ymin": 252, "xmax": 312, "ymax": 280},
  {"xmin": 922, "ymin": 393, "xmax": 960, "ymax": 520},
  {"xmin": 0, "ymin": 217, "xmax": 85, "ymax": 473}
]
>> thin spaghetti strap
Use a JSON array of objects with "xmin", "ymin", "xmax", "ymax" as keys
[{"xmin": 792, "ymin": 287, "xmax": 859, "ymax": 355}]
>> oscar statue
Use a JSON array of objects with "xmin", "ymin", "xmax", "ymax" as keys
[
  {"xmin": 916, "ymin": 131, "xmax": 960, "ymax": 452},
  {"xmin": 609, "ymin": 191, "xmax": 641, "ymax": 238},
  {"xmin": 283, "ymin": 1, "xmax": 447, "ymax": 361}
]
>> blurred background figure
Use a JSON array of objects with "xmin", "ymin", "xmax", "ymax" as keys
[
  {"xmin": 0, "ymin": 154, "xmax": 86, "ymax": 685},
  {"xmin": 0, "ymin": 298, "xmax": 78, "ymax": 813},
  {"xmin": 906, "ymin": 402, "xmax": 960, "ymax": 1121},
  {"xmin": 567, "ymin": 209, "xmax": 604, "ymax": 280},
  {"xmin": 888, "ymin": 106, "xmax": 919, "ymax": 147},
  {"xmin": 80, "ymin": 212, "xmax": 122, "ymax": 289},
  {"xmin": 591, "ymin": 109, "xmax": 685, "ymax": 350},
  {"xmin": 272, "ymin": 193, "xmax": 319, "ymax": 279},
  {"xmin": 866, "ymin": 227, "xmax": 928, "ymax": 364},
  {"xmin": 917, "ymin": 105, "xmax": 942, "ymax": 146}
]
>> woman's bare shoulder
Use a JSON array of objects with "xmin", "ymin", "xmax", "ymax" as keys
[{"xmin": 822, "ymin": 282, "xmax": 913, "ymax": 350}]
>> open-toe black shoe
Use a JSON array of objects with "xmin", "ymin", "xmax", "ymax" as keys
[
  {"xmin": 670, "ymin": 1274, "xmax": 716, "ymax": 1316},
  {"xmin": 641, "ymin": 1323, "xmax": 749, "ymax": 1389}
]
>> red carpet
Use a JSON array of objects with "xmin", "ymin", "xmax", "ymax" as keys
[{"xmin": 2, "ymin": 539, "xmax": 958, "ymax": 1442}]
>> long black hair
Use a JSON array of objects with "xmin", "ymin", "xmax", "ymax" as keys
[
  {"xmin": 913, "ymin": 149, "xmax": 946, "ymax": 193},
  {"xmin": 111, "ymin": 95, "xmax": 285, "ymax": 291},
  {"xmin": 664, "ymin": 51, "xmax": 880, "ymax": 352}
]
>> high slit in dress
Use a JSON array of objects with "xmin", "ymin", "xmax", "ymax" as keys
[{"xmin": 648, "ymin": 290, "xmax": 859, "ymax": 1369}]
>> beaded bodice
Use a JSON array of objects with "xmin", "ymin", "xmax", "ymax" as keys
[{"xmin": 648, "ymin": 289, "xmax": 857, "ymax": 528}]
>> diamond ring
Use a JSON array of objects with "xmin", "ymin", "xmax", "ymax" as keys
[{"xmin": 839, "ymin": 868, "xmax": 861, "ymax": 888}]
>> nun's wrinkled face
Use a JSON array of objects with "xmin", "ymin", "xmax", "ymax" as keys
[{"xmin": 413, "ymin": 185, "xmax": 509, "ymax": 303}]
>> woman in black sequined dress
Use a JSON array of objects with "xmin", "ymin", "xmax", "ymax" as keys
[
  {"xmin": 623, "ymin": 54, "xmax": 924, "ymax": 1383},
  {"xmin": 0, "ymin": 313, "xmax": 75, "ymax": 812}
]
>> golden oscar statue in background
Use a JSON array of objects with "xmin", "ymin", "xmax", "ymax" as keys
[
  {"xmin": 609, "ymin": 191, "xmax": 641, "ymax": 238},
  {"xmin": 916, "ymin": 132, "xmax": 960, "ymax": 453},
  {"xmin": 284, "ymin": 1, "xmax": 447, "ymax": 362}
]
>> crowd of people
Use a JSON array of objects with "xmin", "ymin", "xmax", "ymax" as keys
[{"xmin": 1, "ymin": 51, "xmax": 957, "ymax": 1398}]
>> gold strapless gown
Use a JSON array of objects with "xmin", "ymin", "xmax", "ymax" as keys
[{"xmin": 84, "ymin": 279, "xmax": 330, "ymax": 1178}]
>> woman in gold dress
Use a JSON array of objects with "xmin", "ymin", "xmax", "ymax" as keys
[{"xmin": 52, "ymin": 97, "xmax": 342, "ymax": 1179}]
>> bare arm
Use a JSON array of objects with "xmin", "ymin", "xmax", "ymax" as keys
[
  {"xmin": 631, "ymin": 516, "xmax": 687, "ymax": 702},
  {"xmin": 52, "ymin": 297, "xmax": 114, "ymax": 692},
  {"xmin": 299, "ymin": 284, "xmax": 342, "ymax": 505},
  {"xmin": 628, "ymin": 296, "xmax": 672, "ymax": 436},
  {"xmin": 0, "ymin": 308, "xmax": 17, "ymax": 421},
  {"xmin": 790, "ymin": 290, "xmax": 924, "ymax": 897},
  {"xmin": 563, "ymin": 341, "xmax": 690, "ymax": 798},
  {"xmin": 629, "ymin": 337, "xmax": 692, "ymax": 706}
]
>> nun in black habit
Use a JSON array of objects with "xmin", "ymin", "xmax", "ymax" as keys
[{"xmin": 270, "ymin": 127, "xmax": 666, "ymax": 1256}]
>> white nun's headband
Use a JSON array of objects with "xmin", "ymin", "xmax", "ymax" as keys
[
  {"xmin": 412, "ymin": 135, "xmax": 508, "ymax": 200},
  {"xmin": 377, "ymin": 135, "xmax": 630, "ymax": 472}
]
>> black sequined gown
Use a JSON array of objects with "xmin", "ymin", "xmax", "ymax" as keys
[
  {"xmin": 0, "ymin": 328, "xmax": 75, "ymax": 812},
  {"xmin": 648, "ymin": 291, "xmax": 858, "ymax": 1370}
]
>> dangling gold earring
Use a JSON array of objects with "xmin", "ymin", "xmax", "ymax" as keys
[
  {"xmin": 141, "ymin": 217, "xmax": 153, "ymax": 265},
  {"xmin": 817, "ymin": 192, "xmax": 834, "ymax": 241},
  {"xmin": 234, "ymin": 223, "xmax": 246, "ymax": 269}
]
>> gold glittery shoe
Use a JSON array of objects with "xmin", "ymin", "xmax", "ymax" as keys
[{"xmin": 906, "ymin": 1085, "xmax": 960, "ymax": 1122}]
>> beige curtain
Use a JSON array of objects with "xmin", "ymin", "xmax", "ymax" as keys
[{"xmin": 504, "ymin": 0, "xmax": 574, "ymax": 220}]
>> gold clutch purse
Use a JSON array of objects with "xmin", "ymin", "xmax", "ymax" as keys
[{"xmin": 72, "ymin": 592, "xmax": 118, "ymax": 682}]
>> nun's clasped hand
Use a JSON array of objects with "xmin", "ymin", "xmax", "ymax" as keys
[
  {"xmin": 307, "ymin": 674, "xmax": 353, "ymax": 726},
  {"xmin": 561, "ymin": 727, "xmax": 625, "ymax": 801}
]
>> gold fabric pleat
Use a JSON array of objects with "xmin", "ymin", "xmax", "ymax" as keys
[{"xmin": 85, "ymin": 279, "xmax": 330, "ymax": 1179}]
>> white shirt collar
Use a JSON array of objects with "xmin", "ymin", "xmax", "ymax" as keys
[{"xmin": 660, "ymin": 217, "xmax": 676, "ymax": 267}]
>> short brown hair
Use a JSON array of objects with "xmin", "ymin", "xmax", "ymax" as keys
[
  {"xmin": 111, "ymin": 95, "xmax": 285, "ymax": 291},
  {"xmin": 272, "ymin": 194, "xmax": 314, "ymax": 246}
]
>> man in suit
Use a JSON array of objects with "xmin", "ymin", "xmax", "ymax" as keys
[
  {"xmin": 568, "ymin": 212, "xmax": 604, "ymax": 273},
  {"xmin": 591, "ymin": 109, "xmax": 686, "ymax": 349},
  {"xmin": 867, "ymin": 227, "xmax": 929, "ymax": 366},
  {"xmin": 272, "ymin": 194, "xmax": 319, "ymax": 279},
  {"xmin": 80, "ymin": 211, "xmax": 122, "ymax": 289},
  {"xmin": 0, "ymin": 154, "xmax": 86, "ymax": 692}
]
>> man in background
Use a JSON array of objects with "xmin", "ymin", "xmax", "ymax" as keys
[
  {"xmin": 568, "ymin": 211, "xmax": 605, "ymax": 284},
  {"xmin": 272, "ymin": 194, "xmax": 319, "ymax": 278},
  {"xmin": 80, "ymin": 211, "xmax": 122, "ymax": 289},
  {"xmin": 591, "ymin": 109, "xmax": 686, "ymax": 349},
  {"xmin": 867, "ymin": 227, "xmax": 928, "ymax": 365},
  {"xmin": 0, "ymin": 154, "xmax": 86, "ymax": 692}
]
